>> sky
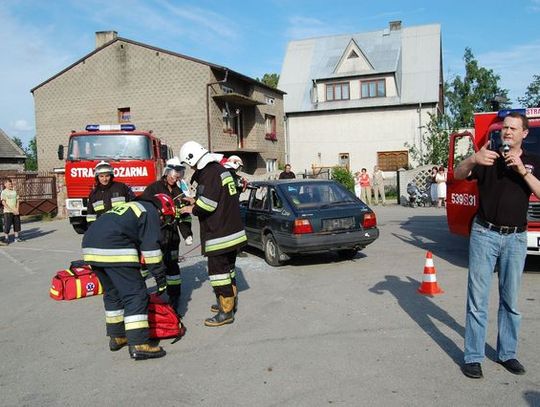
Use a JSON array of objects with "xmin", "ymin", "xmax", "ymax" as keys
[{"xmin": 1, "ymin": 0, "xmax": 540, "ymax": 148}]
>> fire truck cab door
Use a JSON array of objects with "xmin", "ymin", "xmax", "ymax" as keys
[{"xmin": 446, "ymin": 132, "xmax": 479, "ymax": 236}]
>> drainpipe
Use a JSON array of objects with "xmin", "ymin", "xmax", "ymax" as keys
[
  {"xmin": 206, "ymin": 69, "xmax": 229, "ymax": 151},
  {"xmin": 417, "ymin": 102, "xmax": 423, "ymax": 162}
]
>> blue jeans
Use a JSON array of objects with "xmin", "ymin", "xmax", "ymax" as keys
[{"xmin": 464, "ymin": 221, "xmax": 527, "ymax": 364}]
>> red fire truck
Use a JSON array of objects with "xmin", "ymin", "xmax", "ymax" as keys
[
  {"xmin": 446, "ymin": 107, "xmax": 540, "ymax": 255},
  {"xmin": 58, "ymin": 124, "xmax": 170, "ymax": 234}
]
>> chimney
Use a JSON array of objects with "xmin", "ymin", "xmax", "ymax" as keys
[
  {"xmin": 389, "ymin": 21, "xmax": 402, "ymax": 31},
  {"xmin": 95, "ymin": 31, "xmax": 118, "ymax": 49}
]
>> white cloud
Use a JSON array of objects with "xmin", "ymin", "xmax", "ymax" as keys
[
  {"xmin": 286, "ymin": 16, "xmax": 344, "ymax": 40},
  {"xmin": 477, "ymin": 41, "xmax": 540, "ymax": 106},
  {"xmin": 12, "ymin": 119, "xmax": 33, "ymax": 132}
]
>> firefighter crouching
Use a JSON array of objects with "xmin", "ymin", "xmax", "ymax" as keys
[
  {"xmin": 86, "ymin": 161, "xmax": 135, "ymax": 224},
  {"xmin": 179, "ymin": 141, "xmax": 247, "ymax": 327},
  {"xmin": 82, "ymin": 193, "xmax": 175, "ymax": 360},
  {"xmin": 140, "ymin": 159, "xmax": 185, "ymax": 316}
]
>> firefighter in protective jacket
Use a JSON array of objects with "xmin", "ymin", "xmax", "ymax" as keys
[
  {"xmin": 140, "ymin": 161, "xmax": 184, "ymax": 315},
  {"xmin": 86, "ymin": 161, "xmax": 135, "ymax": 224},
  {"xmin": 81, "ymin": 193, "xmax": 175, "ymax": 360},
  {"xmin": 179, "ymin": 141, "xmax": 247, "ymax": 327}
]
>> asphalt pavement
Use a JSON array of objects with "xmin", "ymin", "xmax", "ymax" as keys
[{"xmin": 1, "ymin": 204, "xmax": 539, "ymax": 406}]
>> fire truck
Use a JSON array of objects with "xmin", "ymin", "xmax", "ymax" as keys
[
  {"xmin": 58, "ymin": 124, "xmax": 171, "ymax": 234},
  {"xmin": 446, "ymin": 107, "xmax": 540, "ymax": 255}
]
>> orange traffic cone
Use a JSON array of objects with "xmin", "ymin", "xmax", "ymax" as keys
[{"xmin": 418, "ymin": 251, "xmax": 444, "ymax": 295}]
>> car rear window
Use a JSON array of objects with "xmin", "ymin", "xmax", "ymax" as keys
[{"xmin": 283, "ymin": 182, "xmax": 357, "ymax": 208}]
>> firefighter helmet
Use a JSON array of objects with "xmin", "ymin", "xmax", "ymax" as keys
[
  {"xmin": 179, "ymin": 141, "xmax": 208, "ymax": 168},
  {"xmin": 165, "ymin": 157, "xmax": 185, "ymax": 173},
  {"xmin": 95, "ymin": 160, "xmax": 113, "ymax": 176},
  {"xmin": 224, "ymin": 155, "xmax": 243, "ymax": 170},
  {"xmin": 153, "ymin": 193, "xmax": 175, "ymax": 217}
]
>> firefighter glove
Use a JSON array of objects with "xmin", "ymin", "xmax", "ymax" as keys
[{"xmin": 155, "ymin": 273, "xmax": 167, "ymax": 296}]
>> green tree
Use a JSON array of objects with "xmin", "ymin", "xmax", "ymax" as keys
[
  {"xmin": 405, "ymin": 112, "xmax": 454, "ymax": 167},
  {"xmin": 331, "ymin": 166, "xmax": 355, "ymax": 192},
  {"xmin": 445, "ymin": 47, "xmax": 509, "ymax": 128},
  {"xmin": 25, "ymin": 137, "xmax": 38, "ymax": 171},
  {"xmin": 257, "ymin": 73, "xmax": 280, "ymax": 89},
  {"xmin": 11, "ymin": 136, "xmax": 24, "ymax": 150},
  {"xmin": 518, "ymin": 74, "xmax": 540, "ymax": 107}
]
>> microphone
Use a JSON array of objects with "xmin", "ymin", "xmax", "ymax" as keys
[{"xmin": 502, "ymin": 143, "xmax": 510, "ymax": 156}]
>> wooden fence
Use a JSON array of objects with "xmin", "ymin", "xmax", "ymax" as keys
[{"xmin": 0, "ymin": 172, "xmax": 58, "ymax": 216}]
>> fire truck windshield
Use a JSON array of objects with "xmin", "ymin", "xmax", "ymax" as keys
[
  {"xmin": 67, "ymin": 134, "xmax": 152, "ymax": 160},
  {"xmin": 489, "ymin": 127, "xmax": 540, "ymax": 156}
]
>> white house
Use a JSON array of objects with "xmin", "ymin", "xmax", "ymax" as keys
[{"xmin": 278, "ymin": 21, "xmax": 443, "ymax": 175}]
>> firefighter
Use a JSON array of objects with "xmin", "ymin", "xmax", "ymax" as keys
[
  {"xmin": 82, "ymin": 193, "xmax": 175, "ymax": 360},
  {"xmin": 140, "ymin": 160, "xmax": 184, "ymax": 316},
  {"xmin": 223, "ymin": 155, "xmax": 248, "ymax": 194},
  {"xmin": 166, "ymin": 157, "xmax": 194, "ymax": 246},
  {"xmin": 86, "ymin": 161, "xmax": 135, "ymax": 225},
  {"xmin": 179, "ymin": 141, "xmax": 247, "ymax": 327}
]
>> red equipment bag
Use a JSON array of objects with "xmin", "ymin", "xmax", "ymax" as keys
[
  {"xmin": 49, "ymin": 261, "xmax": 103, "ymax": 301},
  {"xmin": 148, "ymin": 293, "xmax": 186, "ymax": 342}
]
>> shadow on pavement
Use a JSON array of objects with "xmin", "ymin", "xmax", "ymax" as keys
[
  {"xmin": 523, "ymin": 390, "xmax": 540, "ymax": 406},
  {"xmin": 18, "ymin": 227, "xmax": 57, "ymax": 241},
  {"xmin": 243, "ymin": 245, "xmax": 367, "ymax": 267},
  {"xmin": 395, "ymin": 215, "xmax": 469, "ymax": 268},
  {"xmin": 177, "ymin": 260, "xmax": 249, "ymax": 317},
  {"xmin": 369, "ymin": 274, "xmax": 497, "ymax": 366}
]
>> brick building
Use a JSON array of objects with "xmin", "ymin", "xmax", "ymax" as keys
[{"xmin": 31, "ymin": 31, "xmax": 285, "ymax": 174}]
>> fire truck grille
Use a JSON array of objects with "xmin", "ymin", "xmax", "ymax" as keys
[{"xmin": 528, "ymin": 202, "xmax": 540, "ymax": 221}]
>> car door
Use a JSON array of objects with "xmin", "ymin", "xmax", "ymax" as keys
[{"xmin": 244, "ymin": 185, "xmax": 270, "ymax": 248}]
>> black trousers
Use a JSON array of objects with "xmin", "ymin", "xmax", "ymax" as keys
[
  {"xmin": 162, "ymin": 225, "xmax": 181, "ymax": 312},
  {"xmin": 3, "ymin": 213, "xmax": 21, "ymax": 234},
  {"xmin": 207, "ymin": 251, "xmax": 237, "ymax": 298},
  {"xmin": 93, "ymin": 266, "xmax": 149, "ymax": 345}
]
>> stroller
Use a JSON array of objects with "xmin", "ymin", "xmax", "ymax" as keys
[{"xmin": 406, "ymin": 181, "xmax": 429, "ymax": 207}]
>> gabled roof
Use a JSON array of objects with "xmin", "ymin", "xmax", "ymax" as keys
[
  {"xmin": 31, "ymin": 37, "xmax": 285, "ymax": 95},
  {"xmin": 0, "ymin": 128, "xmax": 26, "ymax": 159},
  {"xmin": 279, "ymin": 23, "xmax": 441, "ymax": 113}
]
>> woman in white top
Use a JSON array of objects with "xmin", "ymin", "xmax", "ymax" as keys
[{"xmin": 435, "ymin": 166, "xmax": 447, "ymax": 208}]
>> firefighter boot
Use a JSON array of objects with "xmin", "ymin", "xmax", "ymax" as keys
[
  {"xmin": 109, "ymin": 336, "xmax": 128, "ymax": 351},
  {"xmin": 205, "ymin": 296, "xmax": 235, "ymax": 327},
  {"xmin": 211, "ymin": 285, "xmax": 238, "ymax": 313},
  {"xmin": 129, "ymin": 344, "xmax": 166, "ymax": 360}
]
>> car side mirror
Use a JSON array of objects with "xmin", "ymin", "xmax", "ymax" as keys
[{"xmin": 57, "ymin": 145, "xmax": 64, "ymax": 160}]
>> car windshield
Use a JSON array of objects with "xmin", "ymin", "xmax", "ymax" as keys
[
  {"xmin": 283, "ymin": 182, "xmax": 356, "ymax": 209},
  {"xmin": 489, "ymin": 127, "xmax": 540, "ymax": 155},
  {"xmin": 67, "ymin": 134, "xmax": 152, "ymax": 160}
]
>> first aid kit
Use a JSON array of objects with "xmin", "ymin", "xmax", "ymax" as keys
[
  {"xmin": 148, "ymin": 293, "xmax": 185, "ymax": 341},
  {"xmin": 50, "ymin": 261, "xmax": 102, "ymax": 301}
]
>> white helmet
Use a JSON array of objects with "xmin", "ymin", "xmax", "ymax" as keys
[
  {"xmin": 224, "ymin": 155, "xmax": 243, "ymax": 170},
  {"xmin": 179, "ymin": 141, "xmax": 208, "ymax": 168},
  {"xmin": 164, "ymin": 157, "xmax": 185, "ymax": 174},
  {"xmin": 95, "ymin": 160, "xmax": 113, "ymax": 176},
  {"xmin": 166, "ymin": 157, "xmax": 182, "ymax": 167}
]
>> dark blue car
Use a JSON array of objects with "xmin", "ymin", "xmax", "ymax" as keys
[{"xmin": 239, "ymin": 179, "xmax": 379, "ymax": 266}]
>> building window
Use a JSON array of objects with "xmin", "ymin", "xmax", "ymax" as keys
[
  {"xmin": 265, "ymin": 114, "xmax": 277, "ymax": 141},
  {"xmin": 377, "ymin": 150, "xmax": 408, "ymax": 171},
  {"xmin": 326, "ymin": 82, "xmax": 350, "ymax": 101},
  {"xmin": 118, "ymin": 107, "xmax": 131, "ymax": 123},
  {"xmin": 361, "ymin": 79, "xmax": 386, "ymax": 98},
  {"xmin": 266, "ymin": 159, "xmax": 277, "ymax": 172},
  {"xmin": 223, "ymin": 108, "xmax": 235, "ymax": 134}
]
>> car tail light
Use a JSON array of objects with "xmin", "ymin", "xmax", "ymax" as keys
[
  {"xmin": 362, "ymin": 213, "xmax": 377, "ymax": 229},
  {"xmin": 293, "ymin": 218, "xmax": 313, "ymax": 234}
]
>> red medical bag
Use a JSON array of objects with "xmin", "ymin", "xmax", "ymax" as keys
[
  {"xmin": 50, "ymin": 262, "xmax": 102, "ymax": 301},
  {"xmin": 148, "ymin": 293, "xmax": 185, "ymax": 341}
]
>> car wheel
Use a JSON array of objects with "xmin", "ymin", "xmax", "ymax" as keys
[
  {"xmin": 264, "ymin": 234, "xmax": 284, "ymax": 267},
  {"xmin": 337, "ymin": 249, "xmax": 359, "ymax": 260},
  {"xmin": 72, "ymin": 224, "xmax": 87, "ymax": 235}
]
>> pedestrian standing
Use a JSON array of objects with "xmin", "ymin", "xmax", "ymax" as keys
[
  {"xmin": 372, "ymin": 165, "xmax": 386, "ymax": 205},
  {"xmin": 454, "ymin": 112, "xmax": 540, "ymax": 379},
  {"xmin": 429, "ymin": 166, "xmax": 438, "ymax": 206},
  {"xmin": 1, "ymin": 178, "xmax": 23, "ymax": 243},
  {"xmin": 179, "ymin": 141, "xmax": 247, "ymax": 327},
  {"xmin": 279, "ymin": 164, "xmax": 296, "ymax": 179},
  {"xmin": 435, "ymin": 166, "xmax": 447, "ymax": 208},
  {"xmin": 358, "ymin": 168, "xmax": 372, "ymax": 205}
]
